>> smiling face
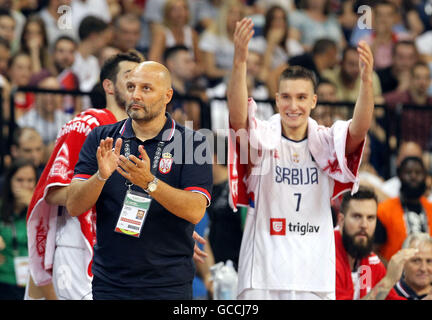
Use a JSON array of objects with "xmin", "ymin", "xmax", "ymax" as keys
[
  {"xmin": 404, "ymin": 241, "xmax": 432, "ymax": 292},
  {"xmin": 276, "ymin": 78, "xmax": 317, "ymax": 139}
]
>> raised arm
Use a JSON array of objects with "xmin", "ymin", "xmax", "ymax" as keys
[
  {"xmin": 346, "ymin": 40, "xmax": 375, "ymax": 155},
  {"xmin": 227, "ymin": 18, "xmax": 255, "ymax": 131},
  {"xmin": 66, "ymin": 137, "xmax": 122, "ymax": 217}
]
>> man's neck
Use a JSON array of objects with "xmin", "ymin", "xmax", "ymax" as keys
[
  {"xmin": 106, "ymin": 100, "xmax": 128, "ymax": 121},
  {"xmin": 281, "ymin": 121, "xmax": 308, "ymax": 141},
  {"xmin": 131, "ymin": 113, "xmax": 167, "ymax": 141}
]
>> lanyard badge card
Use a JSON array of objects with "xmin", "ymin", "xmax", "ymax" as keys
[
  {"xmin": 115, "ymin": 189, "xmax": 152, "ymax": 238},
  {"xmin": 114, "ymin": 140, "xmax": 164, "ymax": 238}
]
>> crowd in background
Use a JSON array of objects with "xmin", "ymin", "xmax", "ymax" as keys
[{"xmin": 0, "ymin": 0, "xmax": 431, "ymax": 300}]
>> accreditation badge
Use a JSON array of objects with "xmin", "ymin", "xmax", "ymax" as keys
[
  {"xmin": 13, "ymin": 256, "xmax": 29, "ymax": 287},
  {"xmin": 114, "ymin": 189, "xmax": 152, "ymax": 238}
]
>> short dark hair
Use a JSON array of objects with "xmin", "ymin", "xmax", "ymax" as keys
[
  {"xmin": 163, "ymin": 45, "xmax": 189, "ymax": 63},
  {"xmin": 78, "ymin": 16, "xmax": 108, "ymax": 41},
  {"xmin": 312, "ymin": 38, "xmax": 337, "ymax": 56},
  {"xmin": 0, "ymin": 9, "xmax": 14, "ymax": 21},
  {"xmin": 99, "ymin": 50, "xmax": 143, "ymax": 84},
  {"xmin": 279, "ymin": 65, "xmax": 318, "ymax": 92},
  {"xmin": 340, "ymin": 187, "xmax": 378, "ymax": 215},
  {"xmin": 53, "ymin": 35, "xmax": 77, "ymax": 50},
  {"xmin": 397, "ymin": 156, "xmax": 425, "ymax": 177}
]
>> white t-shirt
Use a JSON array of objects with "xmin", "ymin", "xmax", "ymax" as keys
[{"xmin": 199, "ymin": 31, "xmax": 234, "ymax": 72}]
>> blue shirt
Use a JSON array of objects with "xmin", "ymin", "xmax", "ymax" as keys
[{"xmin": 73, "ymin": 113, "xmax": 212, "ymax": 288}]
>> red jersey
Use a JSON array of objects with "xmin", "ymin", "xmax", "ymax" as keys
[
  {"xmin": 26, "ymin": 108, "xmax": 117, "ymax": 286},
  {"xmin": 335, "ymin": 229, "xmax": 405, "ymax": 300}
]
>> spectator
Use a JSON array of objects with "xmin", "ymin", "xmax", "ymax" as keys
[
  {"xmin": 38, "ymin": 0, "xmax": 76, "ymax": 47},
  {"xmin": 322, "ymin": 46, "xmax": 383, "ymax": 103},
  {"xmin": 384, "ymin": 62, "xmax": 432, "ymax": 150},
  {"xmin": 19, "ymin": 15, "xmax": 54, "ymax": 75},
  {"xmin": 52, "ymin": 36, "xmax": 80, "ymax": 114},
  {"xmin": 71, "ymin": 16, "xmax": 110, "ymax": 109},
  {"xmin": 360, "ymin": 0, "xmax": 412, "ymax": 70},
  {"xmin": 0, "ymin": 9, "xmax": 15, "ymax": 47},
  {"xmin": 206, "ymin": 48, "xmax": 274, "ymax": 135},
  {"xmin": 249, "ymin": 5, "xmax": 304, "ymax": 82},
  {"xmin": 394, "ymin": 232, "xmax": 432, "ymax": 299},
  {"xmin": 0, "ymin": 0, "xmax": 25, "ymax": 53},
  {"xmin": 7, "ymin": 52, "xmax": 35, "ymax": 119},
  {"xmin": 0, "ymin": 35, "xmax": 10, "ymax": 76},
  {"xmin": 382, "ymin": 141, "xmax": 423, "ymax": 198},
  {"xmin": 311, "ymin": 79, "xmax": 338, "ymax": 127},
  {"xmin": 376, "ymin": 40, "xmax": 419, "ymax": 94},
  {"xmin": 17, "ymin": 76, "xmax": 71, "ymax": 147},
  {"xmin": 193, "ymin": 0, "xmax": 223, "ymax": 32},
  {"xmin": 111, "ymin": 13, "xmax": 141, "ymax": 53},
  {"xmin": 289, "ymin": 0, "xmax": 345, "ymax": 51},
  {"xmin": 9, "ymin": 127, "xmax": 46, "ymax": 176},
  {"xmin": 148, "ymin": 0, "xmax": 202, "ymax": 70},
  {"xmin": 163, "ymin": 45, "xmax": 202, "ymax": 130},
  {"xmin": 375, "ymin": 156, "xmax": 432, "ymax": 264},
  {"xmin": 198, "ymin": 0, "xmax": 245, "ymax": 85},
  {"xmin": 268, "ymin": 38, "xmax": 338, "ymax": 98},
  {"xmin": 336, "ymin": 187, "xmax": 409, "ymax": 300},
  {"xmin": 0, "ymin": 159, "xmax": 37, "ymax": 299},
  {"xmin": 358, "ymin": 136, "xmax": 390, "ymax": 203}
]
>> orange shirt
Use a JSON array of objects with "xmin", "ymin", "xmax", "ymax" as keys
[{"xmin": 377, "ymin": 196, "xmax": 432, "ymax": 261}]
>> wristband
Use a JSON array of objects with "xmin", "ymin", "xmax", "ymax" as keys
[{"xmin": 96, "ymin": 170, "xmax": 108, "ymax": 182}]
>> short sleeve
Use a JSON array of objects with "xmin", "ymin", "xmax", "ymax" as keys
[
  {"xmin": 198, "ymin": 31, "xmax": 217, "ymax": 53},
  {"xmin": 73, "ymin": 126, "xmax": 100, "ymax": 180},
  {"xmin": 180, "ymin": 132, "xmax": 213, "ymax": 206}
]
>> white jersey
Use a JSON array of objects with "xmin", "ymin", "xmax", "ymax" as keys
[{"xmin": 238, "ymin": 137, "xmax": 336, "ymax": 294}]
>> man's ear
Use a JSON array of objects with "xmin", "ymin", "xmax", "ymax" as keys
[
  {"xmin": 102, "ymin": 79, "xmax": 114, "ymax": 95},
  {"xmin": 337, "ymin": 212, "xmax": 344, "ymax": 229},
  {"xmin": 311, "ymin": 94, "xmax": 318, "ymax": 110}
]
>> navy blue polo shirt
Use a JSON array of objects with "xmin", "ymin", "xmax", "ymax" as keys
[{"xmin": 73, "ymin": 113, "xmax": 212, "ymax": 288}]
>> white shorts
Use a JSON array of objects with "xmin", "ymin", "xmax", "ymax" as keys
[
  {"xmin": 238, "ymin": 289, "xmax": 335, "ymax": 300},
  {"xmin": 52, "ymin": 246, "xmax": 92, "ymax": 300}
]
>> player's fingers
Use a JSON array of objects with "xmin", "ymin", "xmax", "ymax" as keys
[
  {"xmin": 114, "ymin": 138, "xmax": 123, "ymax": 156},
  {"xmin": 138, "ymin": 145, "xmax": 150, "ymax": 162}
]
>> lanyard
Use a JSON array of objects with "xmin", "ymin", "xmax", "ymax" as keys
[{"xmin": 123, "ymin": 139, "xmax": 165, "ymax": 189}]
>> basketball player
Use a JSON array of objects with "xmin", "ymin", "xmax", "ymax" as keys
[{"xmin": 227, "ymin": 18, "xmax": 375, "ymax": 300}]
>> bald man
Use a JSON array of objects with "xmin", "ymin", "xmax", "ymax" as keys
[{"xmin": 67, "ymin": 61, "xmax": 213, "ymax": 300}]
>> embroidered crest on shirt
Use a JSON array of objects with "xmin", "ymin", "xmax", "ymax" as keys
[
  {"xmin": 159, "ymin": 152, "xmax": 174, "ymax": 174},
  {"xmin": 270, "ymin": 218, "xmax": 286, "ymax": 235}
]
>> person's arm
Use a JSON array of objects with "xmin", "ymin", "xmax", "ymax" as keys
[
  {"xmin": 346, "ymin": 40, "xmax": 375, "ymax": 155},
  {"xmin": 66, "ymin": 137, "xmax": 123, "ymax": 217},
  {"xmin": 116, "ymin": 145, "xmax": 207, "ymax": 224},
  {"xmin": 147, "ymin": 25, "xmax": 166, "ymax": 63},
  {"xmin": 227, "ymin": 17, "xmax": 255, "ymax": 132},
  {"xmin": 202, "ymin": 51, "xmax": 229, "ymax": 79},
  {"xmin": 361, "ymin": 248, "xmax": 418, "ymax": 300},
  {"xmin": 45, "ymin": 186, "xmax": 68, "ymax": 206}
]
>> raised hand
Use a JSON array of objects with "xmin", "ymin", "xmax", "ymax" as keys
[
  {"xmin": 357, "ymin": 40, "xmax": 374, "ymax": 83},
  {"xmin": 96, "ymin": 137, "xmax": 122, "ymax": 180},
  {"xmin": 385, "ymin": 248, "xmax": 418, "ymax": 285},
  {"xmin": 233, "ymin": 17, "xmax": 255, "ymax": 65},
  {"xmin": 116, "ymin": 144, "xmax": 153, "ymax": 189}
]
